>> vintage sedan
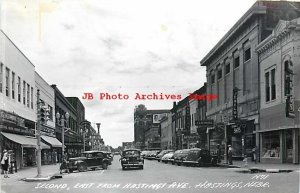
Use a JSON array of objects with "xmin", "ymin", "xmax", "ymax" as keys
[
  {"xmin": 68, "ymin": 151, "xmax": 110, "ymax": 172},
  {"xmin": 161, "ymin": 152, "xmax": 174, "ymax": 163},
  {"xmin": 183, "ymin": 148, "xmax": 217, "ymax": 167},
  {"xmin": 120, "ymin": 149, "xmax": 144, "ymax": 170},
  {"xmin": 155, "ymin": 150, "xmax": 174, "ymax": 162},
  {"xmin": 173, "ymin": 149, "xmax": 190, "ymax": 166}
]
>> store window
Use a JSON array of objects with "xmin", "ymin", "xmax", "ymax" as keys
[{"xmin": 262, "ymin": 131, "xmax": 280, "ymax": 158}]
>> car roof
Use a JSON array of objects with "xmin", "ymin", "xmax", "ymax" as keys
[
  {"xmin": 82, "ymin": 150, "xmax": 104, "ymax": 154},
  {"xmin": 123, "ymin": 149, "xmax": 141, "ymax": 152}
]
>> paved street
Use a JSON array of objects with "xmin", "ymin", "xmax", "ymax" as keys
[{"xmin": 1, "ymin": 155, "xmax": 299, "ymax": 193}]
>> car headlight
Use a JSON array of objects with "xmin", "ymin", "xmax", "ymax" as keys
[{"xmin": 122, "ymin": 158, "xmax": 127, "ymax": 161}]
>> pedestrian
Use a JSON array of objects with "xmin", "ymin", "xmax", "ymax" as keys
[
  {"xmin": 252, "ymin": 146, "xmax": 257, "ymax": 164},
  {"xmin": 1, "ymin": 149, "xmax": 11, "ymax": 178},
  {"xmin": 228, "ymin": 145, "xmax": 233, "ymax": 165},
  {"xmin": 216, "ymin": 144, "xmax": 221, "ymax": 163}
]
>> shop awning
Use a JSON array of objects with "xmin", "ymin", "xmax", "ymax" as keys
[
  {"xmin": 41, "ymin": 135, "xmax": 62, "ymax": 148},
  {"xmin": 1, "ymin": 132, "xmax": 50, "ymax": 149}
]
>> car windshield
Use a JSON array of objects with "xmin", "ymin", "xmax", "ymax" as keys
[{"xmin": 123, "ymin": 150, "xmax": 140, "ymax": 156}]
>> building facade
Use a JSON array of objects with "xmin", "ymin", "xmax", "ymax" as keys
[
  {"xmin": 257, "ymin": 18, "xmax": 300, "ymax": 164},
  {"xmin": 51, "ymin": 85, "xmax": 81, "ymax": 160},
  {"xmin": 160, "ymin": 112, "xmax": 172, "ymax": 150},
  {"xmin": 35, "ymin": 72, "xmax": 62, "ymax": 165},
  {"xmin": 0, "ymin": 31, "xmax": 50, "ymax": 169},
  {"xmin": 200, "ymin": 1, "xmax": 300, "ymax": 160}
]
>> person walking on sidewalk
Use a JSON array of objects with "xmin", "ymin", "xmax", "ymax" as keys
[
  {"xmin": 252, "ymin": 146, "xmax": 257, "ymax": 164},
  {"xmin": 228, "ymin": 145, "xmax": 233, "ymax": 165},
  {"xmin": 1, "ymin": 149, "xmax": 10, "ymax": 178}
]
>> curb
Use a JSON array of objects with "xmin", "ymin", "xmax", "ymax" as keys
[
  {"xmin": 249, "ymin": 167, "xmax": 293, "ymax": 173},
  {"xmin": 22, "ymin": 173, "xmax": 62, "ymax": 182}
]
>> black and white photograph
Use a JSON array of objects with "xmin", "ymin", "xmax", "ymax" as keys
[{"xmin": 0, "ymin": 0, "xmax": 300, "ymax": 193}]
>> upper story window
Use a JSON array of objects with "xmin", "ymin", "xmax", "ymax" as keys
[
  {"xmin": 17, "ymin": 77, "xmax": 21, "ymax": 102},
  {"xmin": 23, "ymin": 81, "xmax": 26, "ymax": 105},
  {"xmin": 284, "ymin": 60, "xmax": 293, "ymax": 96},
  {"xmin": 12, "ymin": 72, "xmax": 15, "ymax": 99},
  {"xmin": 243, "ymin": 40, "xmax": 251, "ymax": 62},
  {"xmin": 5, "ymin": 67, "xmax": 10, "ymax": 97},
  {"xmin": 265, "ymin": 67, "xmax": 276, "ymax": 102},
  {"xmin": 31, "ymin": 87, "xmax": 34, "ymax": 109},
  {"xmin": 27, "ymin": 84, "xmax": 30, "ymax": 107},
  {"xmin": 217, "ymin": 67, "xmax": 222, "ymax": 80},
  {"xmin": 211, "ymin": 73, "xmax": 215, "ymax": 84},
  {"xmin": 265, "ymin": 72, "xmax": 270, "ymax": 102},
  {"xmin": 225, "ymin": 63, "xmax": 230, "ymax": 74}
]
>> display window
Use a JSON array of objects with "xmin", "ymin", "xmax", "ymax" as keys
[{"xmin": 262, "ymin": 131, "xmax": 280, "ymax": 158}]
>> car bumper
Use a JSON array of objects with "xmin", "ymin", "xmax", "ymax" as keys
[
  {"xmin": 183, "ymin": 161, "xmax": 198, "ymax": 164},
  {"xmin": 122, "ymin": 163, "xmax": 143, "ymax": 167}
]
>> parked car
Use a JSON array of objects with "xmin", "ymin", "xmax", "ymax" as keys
[
  {"xmin": 100, "ymin": 151, "xmax": 113, "ymax": 165},
  {"xmin": 114, "ymin": 151, "xmax": 120, "ymax": 155},
  {"xmin": 155, "ymin": 150, "xmax": 174, "ymax": 162},
  {"xmin": 161, "ymin": 152, "xmax": 174, "ymax": 163},
  {"xmin": 141, "ymin": 151, "xmax": 149, "ymax": 158},
  {"xmin": 147, "ymin": 150, "xmax": 161, "ymax": 160},
  {"xmin": 120, "ymin": 149, "xmax": 144, "ymax": 170},
  {"xmin": 173, "ymin": 149, "xmax": 190, "ymax": 166},
  {"xmin": 183, "ymin": 148, "xmax": 216, "ymax": 167},
  {"xmin": 68, "ymin": 151, "xmax": 110, "ymax": 172}
]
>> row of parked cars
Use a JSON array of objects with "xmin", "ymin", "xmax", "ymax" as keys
[{"xmin": 142, "ymin": 148, "xmax": 218, "ymax": 167}]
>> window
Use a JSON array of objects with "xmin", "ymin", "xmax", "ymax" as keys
[
  {"xmin": 48, "ymin": 105, "xmax": 53, "ymax": 121},
  {"xmin": 243, "ymin": 40, "xmax": 251, "ymax": 62},
  {"xmin": 262, "ymin": 131, "xmax": 280, "ymax": 158},
  {"xmin": 271, "ymin": 69, "xmax": 276, "ymax": 100},
  {"xmin": 234, "ymin": 56, "xmax": 240, "ymax": 68},
  {"xmin": 265, "ymin": 72, "xmax": 270, "ymax": 102},
  {"xmin": 5, "ymin": 68, "xmax": 10, "ymax": 97},
  {"xmin": 31, "ymin": 87, "xmax": 34, "ymax": 109},
  {"xmin": 225, "ymin": 63, "xmax": 230, "ymax": 74},
  {"xmin": 0, "ymin": 63, "xmax": 3, "ymax": 93},
  {"xmin": 244, "ymin": 47, "xmax": 251, "ymax": 62},
  {"xmin": 12, "ymin": 72, "xmax": 15, "ymax": 99},
  {"xmin": 17, "ymin": 77, "xmax": 21, "ymax": 102},
  {"xmin": 284, "ymin": 61, "xmax": 293, "ymax": 96},
  {"xmin": 217, "ymin": 69, "xmax": 222, "ymax": 79},
  {"xmin": 27, "ymin": 84, "xmax": 30, "ymax": 107},
  {"xmin": 23, "ymin": 81, "xmax": 26, "ymax": 105},
  {"xmin": 211, "ymin": 74, "xmax": 215, "ymax": 84}
]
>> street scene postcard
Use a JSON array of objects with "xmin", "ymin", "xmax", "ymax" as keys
[{"xmin": 0, "ymin": 0, "xmax": 300, "ymax": 193}]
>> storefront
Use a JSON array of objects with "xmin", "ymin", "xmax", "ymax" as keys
[
  {"xmin": 260, "ymin": 128, "xmax": 299, "ymax": 164},
  {"xmin": 1, "ymin": 132, "xmax": 50, "ymax": 168},
  {"xmin": 41, "ymin": 135, "xmax": 62, "ymax": 164}
]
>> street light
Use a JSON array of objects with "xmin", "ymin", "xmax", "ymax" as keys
[{"xmin": 56, "ymin": 112, "xmax": 69, "ymax": 162}]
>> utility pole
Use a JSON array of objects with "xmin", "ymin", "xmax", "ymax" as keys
[{"xmin": 36, "ymin": 89, "xmax": 42, "ymax": 177}]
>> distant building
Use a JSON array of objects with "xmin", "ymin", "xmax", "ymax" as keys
[
  {"xmin": 160, "ymin": 112, "xmax": 172, "ymax": 150},
  {"xmin": 134, "ymin": 104, "xmax": 169, "ymax": 150},
  {"xmin": 257, "ymin": 18, "xmax": 300, "ymax": 164}
]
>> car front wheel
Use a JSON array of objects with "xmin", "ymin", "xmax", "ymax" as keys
[
  {"xmin": 78, "ymin": 163, "xmax": 87, "ymax": 172},
  {"xmin": 139, "ymin": 165, "xmax": 144, "ymax": 169}
]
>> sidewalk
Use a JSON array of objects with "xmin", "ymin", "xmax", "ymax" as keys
[
  {"xmin": 0, "ymin": 164, "xmax": 61, "ymax": 183},
  {"xmin": 219, "ymin": 160, "xmax": 300, "ymax": 173}
]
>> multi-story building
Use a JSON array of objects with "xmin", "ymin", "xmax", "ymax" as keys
[
  {"xmin": 160, "ymin": 112, "xmax": 172, "ymax": 150},
  {"xmin": 257, "ymin": 18, "xmax": 300, "ymax": 164},
  {"xmin": 0, "ymin": 31, "xmax": 50, "ymax": 168},
  {"xmin": 200, "ymin": 1, "xmax": 300, "ymax": 160},
  {"xmin": 35, "ymin": 72, "xmax": 62, "ymax": 165},
  {"xmin": 51, "ymin": 85, "xmax": 80, "ymax": 160},
  {"xmin": 134, "ymin": 104, "xmax": 169, "ymax": 150},
  {"xmin": 144, "ymin": 110, "xmax": 170, "ymax": 149}
]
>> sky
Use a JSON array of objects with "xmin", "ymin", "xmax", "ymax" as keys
[{"xmin": 1, "ymin": 0, "xmax": 257, "ymax": 147}]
